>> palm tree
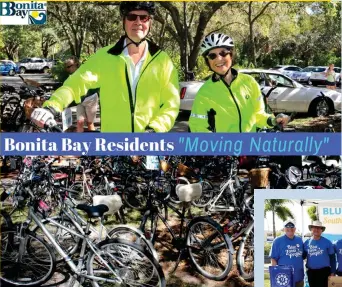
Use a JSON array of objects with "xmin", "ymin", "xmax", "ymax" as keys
[{"xmin": 265, "ymin": 199, "xmax": 295, "ymax": 239}]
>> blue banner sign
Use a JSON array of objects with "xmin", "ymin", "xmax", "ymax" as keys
[{"xmin": 1, "ymin": 133, "xmax": 340, "ymax": 156}]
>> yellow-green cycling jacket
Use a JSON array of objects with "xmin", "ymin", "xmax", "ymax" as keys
[
  {"xmin": 43, "ymin": 36, "xmax": 180, "ymax": 132},
  {"xmin": 189, "ymin": 69, "xmax": 275, "ymax": 132}
]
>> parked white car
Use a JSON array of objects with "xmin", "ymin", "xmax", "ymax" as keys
[
  {"xmin": 310, "ymin": 66, "xmax": 341, "ymax": 87},
  {"xmin": 180, "ymin": 80, "xmax": 204, "ymax": 111},
  {"xmin": 16, "ymin": 57, "xmax": 53, "ymax": 74},
  {"xmin": 179, "ymin": 69, "xmax": 341, "ymax": 117},
  {"xmin": 291, "ymin": 66, "xmax": 317, "ymax": 84},
  {"xmin": 269, "ymin": 65, "xmax": 302, "ymax": 79}
]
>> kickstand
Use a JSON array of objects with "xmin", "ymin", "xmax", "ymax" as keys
[{"xmin": 170, "ymin": 248, "xmax": 186, "ymax": 274}]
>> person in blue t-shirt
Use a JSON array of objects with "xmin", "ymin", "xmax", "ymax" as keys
[
  {"xmin": 303, "ymin": 221, "xmax": 336, "ymax": 287},
  {"xmin": 334, "ymin": 239, "xmax": 342, "ymax": 276},
  {"xmin": 270, "ymin": 219, "xmax": 304, "ymax": 287}
]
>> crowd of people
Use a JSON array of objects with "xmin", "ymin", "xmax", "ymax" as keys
[{"xmin": 270, "ymin": 220, "xmax": 342, "ymax": 287}]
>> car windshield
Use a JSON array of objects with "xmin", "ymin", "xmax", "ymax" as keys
[
  {"xmin": 266, "ymin": 73, "xmax": 294, "ymax": 87},
  {"xmin": 302, "ymin": 67, "xmax": 315, "ymax": 72},
  {"xmin": 312, "ymin": 67, "xmax": 326, "ymax": 72}
]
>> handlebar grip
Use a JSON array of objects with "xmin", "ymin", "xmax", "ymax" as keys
[{"xmin": 51, "ymin": 125, "xmax": 63, "ymax": 133}]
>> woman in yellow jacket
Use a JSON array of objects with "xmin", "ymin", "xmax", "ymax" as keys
[
  {"xmin": 31, "ymin": 2, "xmax": 180, "ymax": 133},
  {"xmin": 189, "ymin": 33, "xmax": 289, "ymax": 133}
]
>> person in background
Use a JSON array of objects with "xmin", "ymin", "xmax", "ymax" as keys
[
  {"xmin": 270, "ymin": 219, "xmax": 304, "ymax": 287},
  {"xmin": 325, "ymin": 63, "xmax": 336, "ymax": 90},
  {"xmin": 304, "ymin": 220, "xmax": 335, "ymax": 287},
  {"xmin": 334, "ymin": 238, "xmax": 342, "ymax": 276},
  {"xmin": 64, "ymin": 56, "xmax": 99, "ymax": 132}
]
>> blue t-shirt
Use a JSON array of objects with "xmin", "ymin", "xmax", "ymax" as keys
[
  {"xmin": 304, "ymin": 236, "xmax": 334, "ymax": 269},
  {"xmin": 334, "ymin": 239, "xmax": 342, "ymax": 272},
  {"xmin": 270, "ymin": 234, "xmax": 304, "ymax": 282}
]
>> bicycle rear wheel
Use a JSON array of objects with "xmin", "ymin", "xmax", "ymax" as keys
[
  {"xmin": 187, "ymin": 217, "xmax": 233, "ymax": 281},
  {"xmin": 108, "ymin": 225, "xmax": 158, "ymax": 261},
  {"xmin": 87, "ymin": 238, "xmax": 165, "ymax": 287},
  {"xmin": 0, "ymin": 229, "xmax": 56, "ymax": 286}
]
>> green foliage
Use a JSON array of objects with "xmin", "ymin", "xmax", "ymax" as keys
[
  {"xmin": 0, "ymin": 2, "xmax": 339, "ymax": 73},
  {"xmin": 51, "ymin": 61, "xmax": 69, "ymax": 83},
  {"xmin": 307, "ymin": 206, "xmax": 318, "ymax": 222},
  {"xmin": 264, "ymin": 242, "xmax": 272, "ymax": 255},
  {"xmin": 265, "ymin": 199, "xmax": 295, "ymax": 238}
]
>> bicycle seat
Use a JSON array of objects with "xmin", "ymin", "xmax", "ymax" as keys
[
  {"xmin": 176, "ymin": 182, "xmax": 202, "ymax": 202},
  {"xmin": 93, "ymin": 195, "xmax": 123, "ymax": 214},
  {"xmin": 76, "ymin": 204, "xmax": 109, "ymax": 218}
]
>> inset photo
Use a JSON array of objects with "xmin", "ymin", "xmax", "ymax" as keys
[{"xmin": 260, "ymin": 196, "xmax": 342, "ymax": 287}]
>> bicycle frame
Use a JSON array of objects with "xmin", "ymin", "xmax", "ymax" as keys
[{"xmin": 23, "ymin": 205, "xmax": 123, "ymax": 284}]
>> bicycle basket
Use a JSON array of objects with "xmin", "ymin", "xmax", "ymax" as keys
[{"xmin": 249, "ymin": 168, "xmax": 271, "ymax": 188}]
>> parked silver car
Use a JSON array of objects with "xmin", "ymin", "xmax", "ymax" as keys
[
  {"xmin": 291, "ymin": 66, "xmax": 316, "ymax": 84},
  {"xmin": 16, "ymin": 57, "xmax": 53, "ymax": 74},
  {"xmin": 269, "ymin": 65, "xmax": 302, "ymax": 79}
]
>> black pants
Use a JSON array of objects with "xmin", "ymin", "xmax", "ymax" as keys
[
  {"xmin": 337, "ymin": 271, "xmax": 342, "ymax": 276},
  {"xmin": 307, "ymin": 267, "xmax": 331, "ymax": 287}
]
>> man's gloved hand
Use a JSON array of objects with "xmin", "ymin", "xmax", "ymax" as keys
[
  {"xmin": 145, "ymin": 127, "xmax": 155, "ymax": 133},
  {"xmin": 31, "ymin": 108, "xmax": 56, "ymax": 128},
  {"xmin": 272, "ymin": 113, "xmax": 291, "ymax": 128}
]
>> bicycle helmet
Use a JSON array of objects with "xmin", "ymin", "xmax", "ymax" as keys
[
  {"xmin": 200, "ymin": 33, "xmax": 234, "ymax": 56},
  {"xmin": 120, "ymin": 2, "xmax": 156, "ymax": 16}
]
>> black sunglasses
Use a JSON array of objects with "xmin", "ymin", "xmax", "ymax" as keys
[
  {"xmin": 126, "ymin": 14, "xmax": 151, "ymax": 23},
  {"xmin": 207, "ymin": 50, "xmax": 231, "ymax": 60}
]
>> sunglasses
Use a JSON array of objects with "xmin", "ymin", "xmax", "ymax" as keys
[
  {"xmin": 126, "ymin": 14, "xmax": 151, "ymax": 23},
  {"xmin": 207, "ymin": 50, "xmax": 231, "ymax": 60},
  {"xmin": 66, "ymin": 64, "xmax": 75, "ymax": 69}
]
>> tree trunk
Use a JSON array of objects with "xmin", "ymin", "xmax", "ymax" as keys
[{"xmin": 272, "ymin": 210, "xmax": 276, "ymax": 239}]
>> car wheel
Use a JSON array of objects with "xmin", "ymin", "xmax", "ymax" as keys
[
  {"xmin": 42, "ymin": 66, "xmax": 49, "ymax": 74},
  {"xmin": 312, "ymin": 99, "xmax": 330, "ymax": 117},
  {"xmin": 8, "ymin": 69, "xmax": 15, "ymax": 76},
  {"xmin": 19, "ymin": 67, "xmax": 26, "ymax": 74}
]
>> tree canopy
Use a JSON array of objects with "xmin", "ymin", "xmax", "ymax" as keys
[{"xmin": 0, "ymin": 2, "xmax": 340, "ymax": 79}]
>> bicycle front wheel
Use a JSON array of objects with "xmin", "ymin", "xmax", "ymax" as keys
[
  {"xmin": 187, "ymin": 217, "xmax": 233, "ymax": 281},
  {"xmin": 0, "ymin": 229, "xmax": 56, "ymax": 286},
  {"xmin": 236, "ymin": 223, "xmax": 254, "ymax": 281},
  {"xmin": 87, "ymin": 238, "xmax": 165, "ymax": 287}
]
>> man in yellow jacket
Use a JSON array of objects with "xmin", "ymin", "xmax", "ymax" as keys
[
  {"xmin": 189, "ymin": 33, "xmax": 289, "ymax": 132},
  {"xmin": 31, "ymin": 2, "xmax": 180, "ymax": 133}
]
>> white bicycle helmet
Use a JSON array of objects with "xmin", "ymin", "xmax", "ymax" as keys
[{"xmin": 200, "ymin": 33, "xmax": 234, "ymax": 56}]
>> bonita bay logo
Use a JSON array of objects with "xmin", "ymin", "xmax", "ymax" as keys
[{"xmin": 0, "ymin": 1, "xmax": 47, "ymax": 25}]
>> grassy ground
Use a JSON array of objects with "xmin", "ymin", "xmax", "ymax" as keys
[
  {"xmin": 264, "ymin": 273, "xmax": 271, "ymax": 287},
  {"xmin": 288, "ymin": 113, "xmax": 341, "ymax": 132}
]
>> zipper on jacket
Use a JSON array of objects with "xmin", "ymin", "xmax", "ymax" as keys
[
  {"xmin": 134, "ymin": 51, "xmax": 162, "ymax": 121},
  {"xmin": 125, "ymin": 65, "xmax": 135, "ymax": 132},
  {"xmin": 221, "ymin": 80, "xmax": 242, "ymax": 133}
]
